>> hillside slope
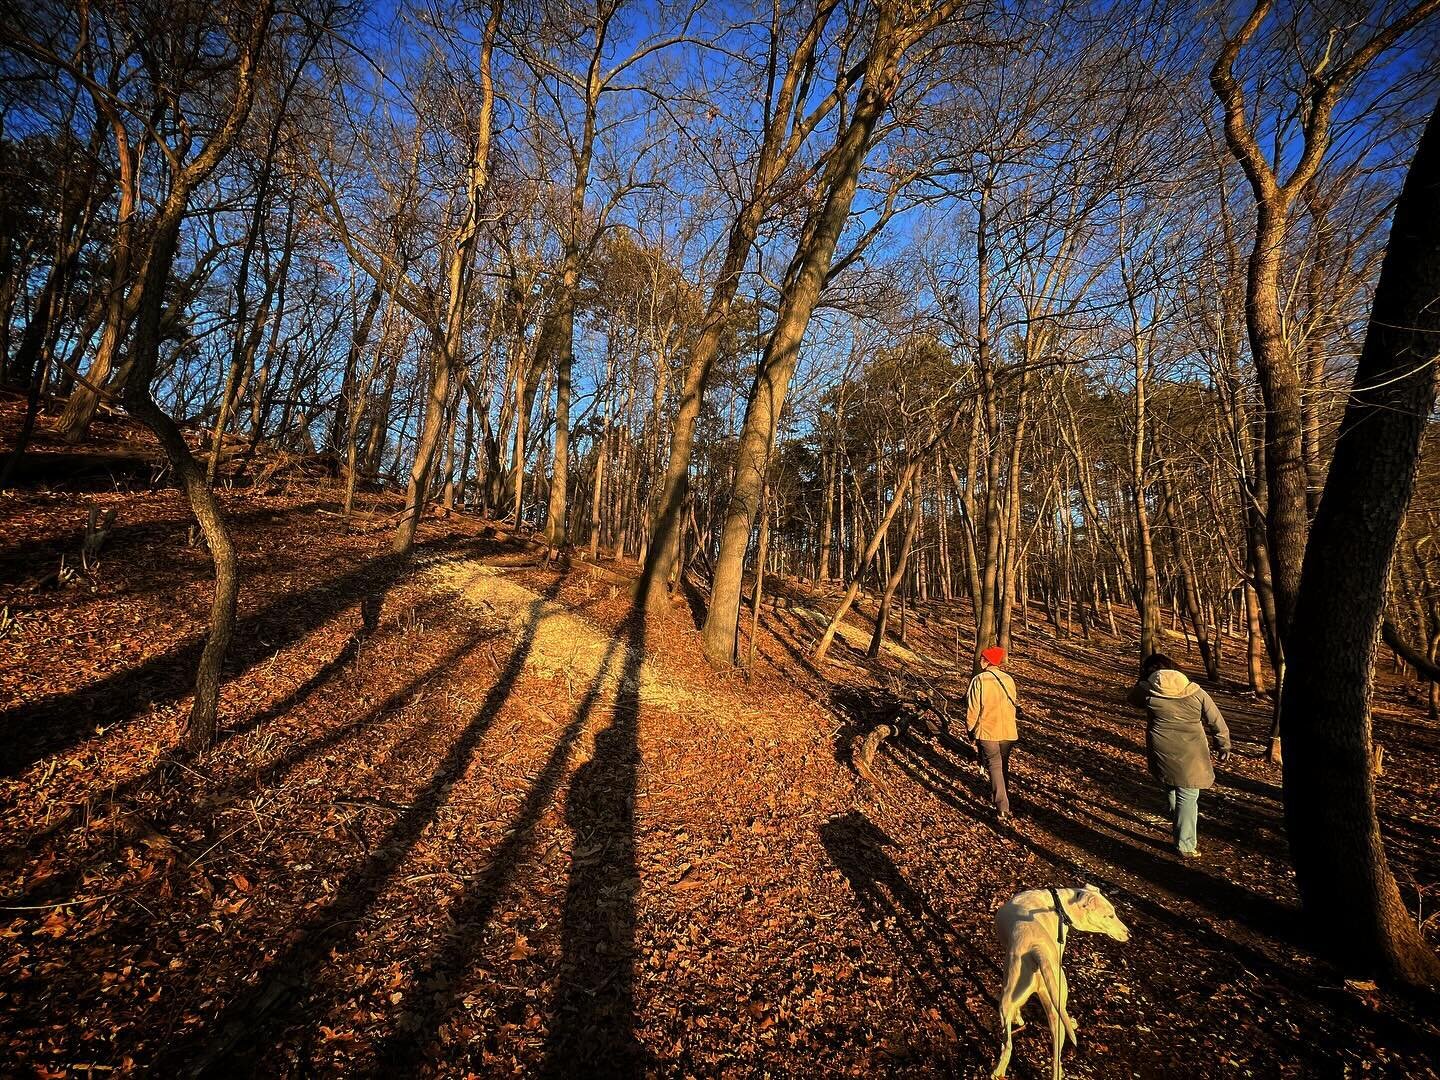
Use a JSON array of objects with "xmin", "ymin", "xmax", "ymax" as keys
[{"xmin": 2, "ymin": 464, "xmax": 1438, "ymax": 1076}]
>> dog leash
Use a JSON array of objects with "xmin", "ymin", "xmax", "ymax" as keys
[{"xmin": 1049, "ymin": 887, "xmax": 1073, "ymax": 946}]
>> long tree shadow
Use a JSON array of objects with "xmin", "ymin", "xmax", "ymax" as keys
[
  {"xmin": 6, "ymin": 610, "xmax": 498, "ymax": 909},
  {"xmin": 0, "ymin": 499, "xmax": 330, "ymax": 583},
  {"xmin": 166, "ymin": 576, "xmax": 566, "ymax": 1076},
  {"xmin": 0, "ymin": 531, "xmax": 495, "ymax": 777},
  {"xmin": 4, "ymin": 582, "xmax": 456, "ymax": 872},
  {"xmin": 886, "ymin": 724, "xmax": 1301, "ymax": 942},
  {"xmin": 366, "ymin": 598, "xmax": 649, "ymax": 1075},
  {"xmin": 676, "ymin": 570, "xmax": 709, "ymax": 630},
  {"xmin": 757, "ymin": 604, "xmax": 828, "ymax": 677},
  {"xmin": 540, "ymin": 605, "xmax": 646, "ymax": 1076},
  {"xmin": 1009, "ymin": 799, "xmax": 1440, "ymax": 1060},
  {"xmin": 819, "ymin": 810, "xmax": 995, "ymax": 1057},
  {"xmin": 1017, "ymin": 729, "xmax": 1284, "ymax": 855},
  {"xmin": 882, "ymin": 728, "xmax": 994, "ymax": 819}
]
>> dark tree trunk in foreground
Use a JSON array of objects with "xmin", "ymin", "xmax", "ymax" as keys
[
  {"xmin": 1280, "ymin": 99, "xmax": 1440, "ymax": 988},
  {"xmin": 1212, "ymin": 0, "xmax": 1440, "ymax": 766}
]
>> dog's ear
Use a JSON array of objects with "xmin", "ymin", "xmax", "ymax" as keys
[{"xmin": 1074, "ymin": 887, "xmax": 1111, "ymax": 916}]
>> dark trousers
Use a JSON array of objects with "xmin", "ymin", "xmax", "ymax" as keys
[{"xmin": 978, "ymin": 739, "xmax": 1015, "ymax": 815}]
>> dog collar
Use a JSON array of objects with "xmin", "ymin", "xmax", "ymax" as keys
[{"xmin": 1049, "ymin": 887, "xmax": 1074, "ymax": 945}]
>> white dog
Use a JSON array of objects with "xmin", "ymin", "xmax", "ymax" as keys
[{"xmin": 991, "ymin": 885, "xmax": 1130, "ymax": 1080}]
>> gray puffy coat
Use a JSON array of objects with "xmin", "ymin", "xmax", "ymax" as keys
[{"xmin": 1126, "ymin": 669, "xmax": 1231, "ymax": 789}]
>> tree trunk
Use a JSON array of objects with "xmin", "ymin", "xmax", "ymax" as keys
[
  {"xmin": 364, "ymin": 340, "xmax": 401, "ymax": 478},
  {"xmin": 590, "ymin": 396, "xmax": 610, "ymax": 562},
  {"xmin": 702, "ymin": 18, "xmax": 906, "ymax": 664},
  {"xmin": 106, "ymin": 2, "xmax": 273, "ymax": 749},
  {"xmin": 330, "ymin": 276, "xmax": 385, "ymax": 455},
  {"xmin": 55, "ymin": 119, "xmax": 145, "ymax": 444},
  {"xmin": 639, "ymin": 1, "xmax": 850, "ymax": 609},
  {"xmin": 1246, "ymin": 205, "xmax": 1311, "ymax": 640},
  {"xmin": 1245, "ymin": 583, "xmax": 1267, "ymax": 694},
  {"xmin": 868, "ymin": 477, "xmax": 921, "ymax": 657},
  {"xmin": 816, "ymin": 458, "xmax": 921, "ymax": 663},
  {"xmin": 391, "ymin": 1, "xmax": 497, "ymax": 553},
  {"xmin": 818, "ymin": 445, "xmax": 835, "ymax": 581},
  {"xmin": 1280, "ymin": 101, "xmax": 1440, "ymax": 987},
  {"xmin": 343, "ymin": 289, "xmax": 398, "ymax": 518},
  {"xmin": 747, "ymin": 480, "xmax": 771, "ymax": 668},
  {"xmin": 997, "ymin": 367, "xmax": 1031, "ymax": 654},
  {"xmin": 641, "ymin": 206, "xmax": 765, "ymax": 606},
  {"xmin": 972, "ymin": 186, "xmax": 1003, "ymax": 669},
  {"xmin": 392, "ymin": 347, "xmax": 451, "ymax": 554},
  {"xmin": 122, "ymin": 208, "xmax": 241, "ymax": 749}
]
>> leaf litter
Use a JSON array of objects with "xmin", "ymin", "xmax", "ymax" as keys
[{"xmin": 0, "ymin": 480, "xmax": 1437, "ymax": 1077}]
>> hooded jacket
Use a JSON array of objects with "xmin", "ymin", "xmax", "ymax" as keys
[{"xmin": 1126, "ymin": 669, "xmax": 1231, "ymax": 789}]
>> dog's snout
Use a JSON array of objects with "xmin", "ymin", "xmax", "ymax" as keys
[{"xmin": 1111, "ymin": 920, "xmax": 1131, "ymax": 942}]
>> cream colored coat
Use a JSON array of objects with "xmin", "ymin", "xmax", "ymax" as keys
[{"xmin": 966, "ymin": 666, "xmax": 1018, "ymax": 742}]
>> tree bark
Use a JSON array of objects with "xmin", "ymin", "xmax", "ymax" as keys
[
  {"xmin": 816, "ymin": 453, "xmax": 939, "ymax": 663},
  {"xmin": 747, "ymin": 480, "xmax": 772, "ymax": 668},
  {"xmin": 1280, "ymin": 100, "xmax": 1440, "ymax": 987},
  {"xmin": 391, "ymin": 0, "xmax": 498, "ymax": 555},
  {"xmin": 639, "ymin": 0, "xmax": 849, "ymax": 609},
  {"xmin": 1208, "ymin": 0, "xmax": 1440, "ymax": 645},
  {"xmin": 702, "ymin": 11, "xmax": 908, "ymax": 664}
]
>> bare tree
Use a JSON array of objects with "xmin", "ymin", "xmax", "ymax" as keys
[{"xmin": 1208, "ymin": 0, "xmax": 1440, "ymax": 637}]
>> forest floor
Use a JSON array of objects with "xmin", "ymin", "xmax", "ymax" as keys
[{"xmin": 3, "ymin": 417, "xmax": 1440, "ymax": 1077}]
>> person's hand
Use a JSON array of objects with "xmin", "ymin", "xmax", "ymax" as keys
[{"xmin": 1217, "ymin": 747, "xmax": 1231, "ymax": 765}]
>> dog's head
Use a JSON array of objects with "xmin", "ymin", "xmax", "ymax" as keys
[{"xmin": 1073, "ymin": 885, "xmax": 1130, "ymax": 942}]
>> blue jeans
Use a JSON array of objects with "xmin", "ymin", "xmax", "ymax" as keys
[{"xmin": 1166, "ymin": 786, "xmax": 1200, "ymax": 853}]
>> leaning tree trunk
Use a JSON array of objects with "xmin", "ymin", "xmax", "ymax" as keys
[
  {"xmin": 817, "ymin": 434, "xmax": 960, "ymax": 662},
  {"xmin": 868, "ymin": 477, "xmax": 921, "ymax": 658},
  {"xmin": 640, "ymin": 218, "xmax": 758, "ymax": 609},
  {"xmin": 639, "ymin": 0, "xmax": 850, "ymax": 611},
  {"xmin": 392, "ymin": 346, "xmax": 451, "ymax": 555},
  {"xmin": 1280, "ymin": 100, "xmax": 1440, "ymax": 988},
  {"xmin": 702, "ymin": 29, "xmax": 904, "ymax": 664}
]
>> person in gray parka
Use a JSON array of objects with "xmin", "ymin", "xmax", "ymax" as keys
[{"xmin": 1126, "ymin": 652, "xmax": 1231, "ymax": 858}]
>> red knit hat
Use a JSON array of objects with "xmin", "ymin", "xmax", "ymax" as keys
[{"xmin": 982, "ymin": 646, "xmax": 1006, "ymax": 667}]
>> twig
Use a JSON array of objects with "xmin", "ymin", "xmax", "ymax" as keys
[{"xmin": 0, "ymin": 891, "xmax": 125, "ymax": 911}]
